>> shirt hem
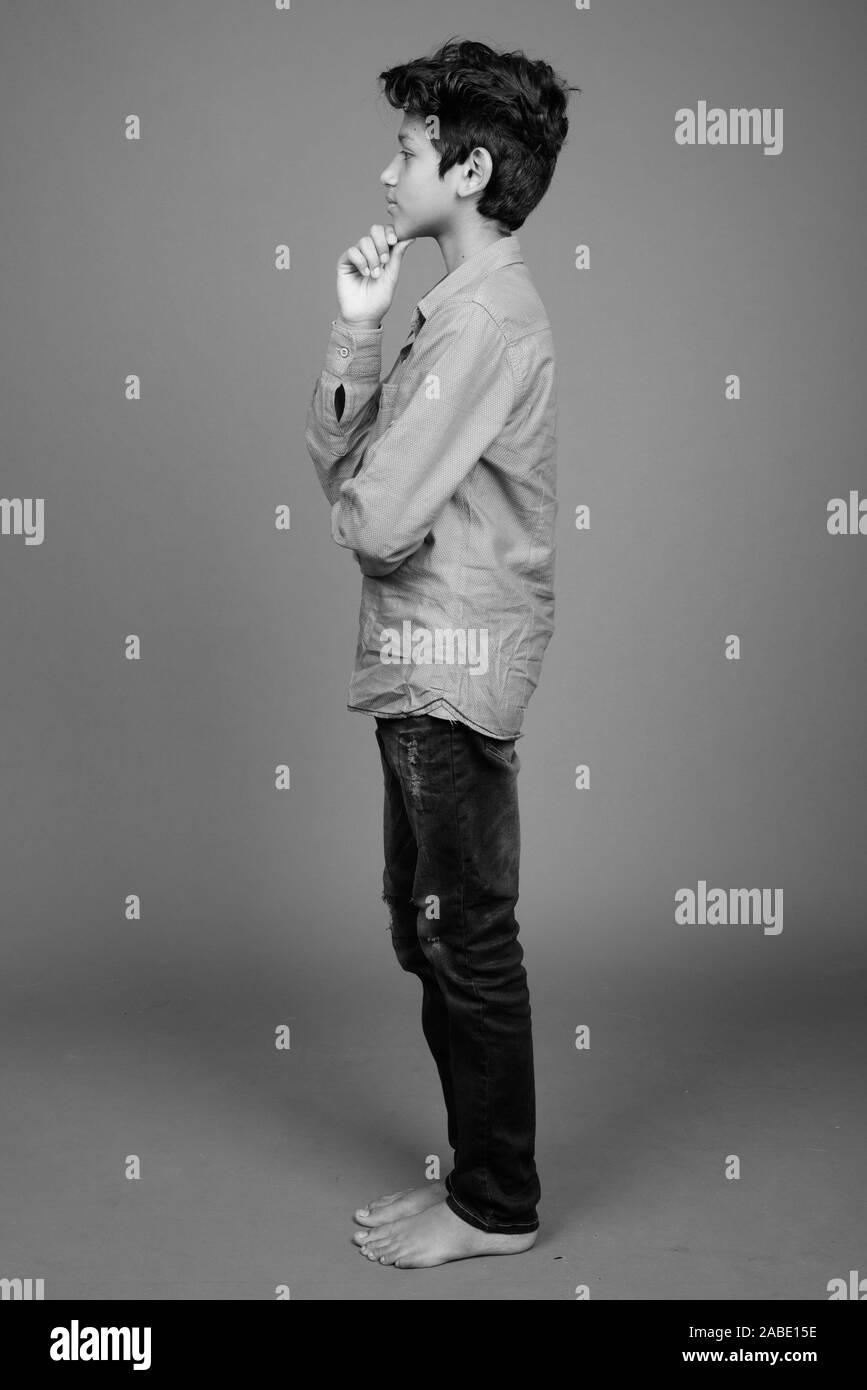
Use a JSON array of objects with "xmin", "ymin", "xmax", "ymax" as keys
[{"xmin": 347, "ymin": 700, "xmax": 522, "ymax": 741}]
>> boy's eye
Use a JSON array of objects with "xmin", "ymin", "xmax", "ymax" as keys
[{"xmin": 401, "ymin": 151, "xmax": 412, "ymax": 159}]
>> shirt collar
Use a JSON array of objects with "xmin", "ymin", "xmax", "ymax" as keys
[{"xmin": 413, "ymin": 233, "xmax": 524, "ymax": 329}]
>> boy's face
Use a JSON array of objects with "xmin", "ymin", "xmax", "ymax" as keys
[{"xmin": 380, "ymin": 112, "xmax": 465, "ymax": 237}]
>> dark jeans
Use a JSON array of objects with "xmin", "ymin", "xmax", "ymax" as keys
[{"xmin": 374, "ymin": 712, "xmax": 540, "ymax": 1234}]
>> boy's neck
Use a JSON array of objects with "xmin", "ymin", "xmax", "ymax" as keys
[{"xmin": 436, "ymin": 222, "xmax": 509, "ymax": 276}]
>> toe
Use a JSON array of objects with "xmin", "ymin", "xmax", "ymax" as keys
[
  {"xmin": 356, "ymin": 1196, "xmax": 401, "ymax": 1226},
  {"xmin": 367, "ymin": 1218, "xmax": 400, "ymax": 1241},
  {"xmin": 363, "ymin": 1236, "xmax": 392, "ymax": 1257},
  {"xmin": 361, "ymin": 1239, "xmax": 397, "ymax": 1262}
]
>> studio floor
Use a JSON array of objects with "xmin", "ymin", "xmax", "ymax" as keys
[{"xmin": 3, "ymin": 923, "xmax": 864, "ymax": 1301}]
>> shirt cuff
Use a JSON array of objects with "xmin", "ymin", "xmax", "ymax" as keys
[{"xmin": 325, "ymin": 319, "xmax": 383, "ymax": 378}]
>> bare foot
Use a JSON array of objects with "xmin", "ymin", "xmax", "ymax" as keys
[
  {"xmin": 354, "ymin": 1180, "xmax": 446, "ymax": 1229},
  {"xmin": 354, "ymin": 1199, "xmax": 538, "ymax": 1267}
]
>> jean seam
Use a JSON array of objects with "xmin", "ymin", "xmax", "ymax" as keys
[{"xmin": 446, "ymin": 721, "xmax": 494, "ymax": 1220}]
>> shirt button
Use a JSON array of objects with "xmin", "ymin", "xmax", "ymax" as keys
[{"xmin": 338, "ymin": 347, "xmax": 350, "ymax": 357}]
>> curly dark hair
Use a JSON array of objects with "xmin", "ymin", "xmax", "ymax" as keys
[{"xmin": 378, "ymin": 36, "xmax": 580, "ymax": 233}]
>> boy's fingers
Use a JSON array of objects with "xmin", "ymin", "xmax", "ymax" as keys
[
  {"xmin": 368, "ymin": 224, "xmax": 390, "ymax": 263},
  {"xmin": 343, "ymin": 246, "xmax": 370, "ymax": 277},
  {"xmin": 338, "ymin": 232, "xmax": 414, "ymax": 285},
  {"xmin": 357, "ymin": 235, "xmax": 381, "ymax": 275}
]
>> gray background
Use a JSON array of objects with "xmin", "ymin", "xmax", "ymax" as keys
[{"xmin": 1, "ymin": 0, "xmax": 865, "ymax": 1299}]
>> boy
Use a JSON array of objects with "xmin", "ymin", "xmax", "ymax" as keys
[{"xmin": 304, "ymin": 37, "xmax": 577, "ymax": 1268}]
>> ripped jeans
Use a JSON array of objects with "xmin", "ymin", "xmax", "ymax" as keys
[{"xmin": 374, "ymin": 713, "xmax": 540, "ymax": 1234}]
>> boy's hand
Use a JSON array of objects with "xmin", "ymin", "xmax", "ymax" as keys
[{"xmin": 336, "ymin": 223, "xmax": 415, "ymax": 327}]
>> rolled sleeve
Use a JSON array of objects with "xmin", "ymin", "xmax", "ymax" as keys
[{"xmin": 304, "ymin": 319, "xmax": 384, "ymax": 506}]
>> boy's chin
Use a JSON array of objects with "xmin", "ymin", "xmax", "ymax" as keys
[{"xmin": 390, "ymin": 210, "xmax": 421, "ymax": 234}]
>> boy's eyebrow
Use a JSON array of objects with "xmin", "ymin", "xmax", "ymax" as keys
[{"xmin": 397, "ymin": 132, "xmax": 417, "ymax": 147}]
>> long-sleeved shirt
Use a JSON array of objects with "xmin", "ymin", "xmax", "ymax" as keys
[{"xmin": 304, "ymin": 231, "xmax": 558, "ymax": 741}]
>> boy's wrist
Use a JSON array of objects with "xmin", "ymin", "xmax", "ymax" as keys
[{"xmin": 335, "ymin": 316, "xmax": 382, "ymax": 330}]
